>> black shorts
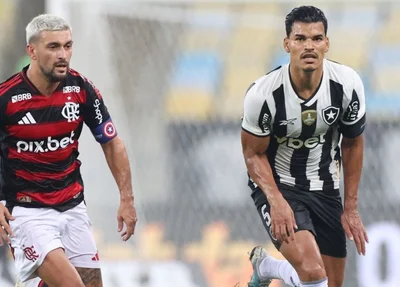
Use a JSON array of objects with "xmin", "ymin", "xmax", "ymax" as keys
[{"xmin": 252, "ymin": 184, "xmax": 347, "ymax": 258}]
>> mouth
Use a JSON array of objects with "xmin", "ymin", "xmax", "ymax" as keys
[
  {"xmin": 301, "ymin": 54, "xmax": 317, "ymax": 61},
  {"xmin": 54, "ymin": 65, "xmax": 68, "ymax": 73},
  {"xmin": 55, "ymin": 63, "xmax": 68, "ymax": 68}
]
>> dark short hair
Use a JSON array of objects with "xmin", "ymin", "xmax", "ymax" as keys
[{"xmin": 285, "ymin": 6, "xmax": 328, "ymax": 37}]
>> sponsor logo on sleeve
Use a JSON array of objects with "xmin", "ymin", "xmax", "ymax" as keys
[
  {"xmin": 94, "ymin": 99, "xmax": 103, "ymax": 124},
  {"xmin": 342, "ymin": 100, "xmax": 359, "ymax": 122}
]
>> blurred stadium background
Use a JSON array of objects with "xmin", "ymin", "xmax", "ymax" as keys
[{"xmin": 0, "ymin": 0, "xmax": 399, "ymax": 286}]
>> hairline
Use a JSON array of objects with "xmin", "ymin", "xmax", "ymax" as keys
[
  {"xmin": 287, "ymin": 20, "xmax": 327, "ymax": 37},
  {"xmin": 28, "ymin": 28, "xmax": 72, "ymax": 45}
]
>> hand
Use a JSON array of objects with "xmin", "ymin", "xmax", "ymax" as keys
[
  {"xmin": 341, "ymin": 208, "xmax": 368, "ymax": 255},
  {"xmin": 0, "ymin": 203, "xmax": 14, "ymax": 246},
  {"xmin": 269, "ymin": 196, "xmax": 297, "ymax": 244},
  {"xmin": 117, "ymin": 201, "xmax": 138, "ymax": 241}
]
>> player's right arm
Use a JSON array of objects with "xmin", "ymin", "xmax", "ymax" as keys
[{"xmin": 241, "ymin": 84, "xmax": 296, "ymax": 244}]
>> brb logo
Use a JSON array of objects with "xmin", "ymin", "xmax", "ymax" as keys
[
  {"xmin": 276, "ymin": 134, "xmax": 326, "ymax": 149},
  {"xmin": 11, "ymin": 93, "xmax": 32, "ymax": 103},
  {"xmin": 63, "ymin": 86, "xmax": 80, "ymax": 93},
  {"xmin": 16, "ymin": 131, "xmax": 75, "ymax": 153},
  {"xmin": 62, "ymin": 102, "xmax": 80, "ymax": 122}
]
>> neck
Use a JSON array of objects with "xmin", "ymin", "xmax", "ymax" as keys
[
  {"xmin": 289, "ymin": 64, "xmax": 323, "ymax": 99},
  {"xmin": 27, "ymin": 65, "xmax": 59, "ymax": 96}
]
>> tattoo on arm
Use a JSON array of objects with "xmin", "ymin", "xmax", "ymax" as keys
[{"xmin": 76, "ymin": 268, "xmax": 103, "ymax": 287}]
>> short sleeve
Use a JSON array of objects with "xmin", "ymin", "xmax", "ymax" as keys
[
  {"xmin": 241, "ymin": 83, "xmax": 272, "ymax": 137},
  {"xmin": 82, "ymin": 80, "xmax": 118, "ymax": 143},
  {"xmin": 339, "ymin": 72, "xmax": 366, "ymax": 138}
]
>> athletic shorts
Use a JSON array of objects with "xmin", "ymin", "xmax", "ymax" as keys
[
  {"xmin": 252, "ymin": 184, "xmax": 347, "ymax": 258},
  {"xmin": 9, "ymin": 201, "xmax": 100, "ymax": 283}
]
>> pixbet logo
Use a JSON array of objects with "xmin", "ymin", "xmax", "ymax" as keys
[
  {"xmin": 16, "ymin": 131, "xmax": 75, "ymax": 153},
  {"xmin": 276, "ymin": 134, "xmax": 326, "ymax": 149}
]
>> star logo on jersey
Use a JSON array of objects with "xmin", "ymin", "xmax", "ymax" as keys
[
  {"xmin": 322, "ymin": 106, "xmax": 340, "ymax": 126},
  {"xmin": 104, "ymin": 122, "xmax": 116, "ymax": 138},
  {"xmin": 301, "ymin": 110, "xmax": 317, "ymax": 126}
]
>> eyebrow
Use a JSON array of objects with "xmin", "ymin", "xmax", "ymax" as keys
[
  {"xmin": 46, "ymin": 40, "xmax": 74, "ymax": 46},
  {"xmin": 294, "ymin": 34, "xmax": 324, "ymax": 38}
]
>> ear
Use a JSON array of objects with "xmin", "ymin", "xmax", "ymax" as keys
[
  {"xmin": 325, "ymin": 37, "xmax": 330, "ymax": 53},
  {"xmin": 26, "ymin": 44, "xmax": 36, "ymax": 60},
  {"xmin": 283, "ymin": 37, "xmax": 290, "ymax": 53}
]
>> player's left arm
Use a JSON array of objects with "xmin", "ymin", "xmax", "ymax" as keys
[
  {"xmin": 82, "ymin": 80, "xmax": 137, "ymax": 241},
  {"xmin": 339, "ymin": 71, "xmax": 368, "ymax": 256}
]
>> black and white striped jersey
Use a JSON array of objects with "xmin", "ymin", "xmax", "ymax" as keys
[{"xmin": 242, "ymin": 59, "xmax": 366, "ymax": 192}]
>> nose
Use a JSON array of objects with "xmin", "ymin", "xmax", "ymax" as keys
[
  {"xmin": 57, "ymin": 47, "xmax": 67, "ymax": 59},
  {"xmin": 304, "ymin": 38, "xmax": 314, "ymax": 50}
]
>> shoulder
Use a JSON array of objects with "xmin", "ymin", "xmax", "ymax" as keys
[
  {"xmin": 67, "ymin": 69, "xmax": 101, "ymax": 94},
  {"xmin": 68, "ymin": 68, "xmax": 90, "ymax": 87},
  {"xmin": 324, "ymin": 59, "xmax": 362, "ymax": 88},
  {"xmin": 68, "ymin": 69, "xmax": 103, "ymax": 100},
  {"xmin": 0, "ymin": 72, "xmax": 24, "ymax": 98},
  {"xmin": 246, "ymin": 65, "xmax": 285, "ymax": 99}
]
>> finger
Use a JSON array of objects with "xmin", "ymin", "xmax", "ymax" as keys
[
  {"xmin": 132, "ymin": 220, "xmax": 137, "ymax": 235},
  {"xmin": 271, "ymin": 222, "xmax": 279, "ymax": 242},
  {"xmin": 342, "ymin": 221, "xmax": 353, "ymax": 241},
  {"xmin": 276, "ymin": 223, "xmax": 284, "ymax": 243},
  {"xmin": 287, "ymin": 221, "xmax": 295, "ymax": 242},
  {"xmin": 353, "ymin": 230, "xmax": 362, "ymax": 255},
  {"xmin": 123, "ymin": 223, "xmax": 134, "ymax": 241},
  {"xmin": 280, "ymin": 225, "xmax": 289, "ymax": 244},
  {"xmin": 292, "ymin": 213, "xmax": 298, "ymax": 230},
  {"xmin": 358, "ymin": 230, "xmax": 366, "ymax": 255},
  {"xmin": 117, "ymin": 216, "xmax": 123, "ymax": 232},
  {"xmin": 0, "ymin": 218, "xmax": 13, "ymax": 237},
  {"xmin": 4, "ymin": 209, "xmax": 15, "ymax": 221},
  {"xmin": 274, "ymin": 226, "xmax": 281, "ymax": 243},
  {"xmin": 0, "ymin": 228, "xmax": 9, "ymax": 245},
  {"xmin": 364, "ymin": 228, "xmax": 369, "ymax": 244}
]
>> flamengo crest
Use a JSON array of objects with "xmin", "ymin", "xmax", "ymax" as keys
[{"xmin": 62, "ymin": 102, "xmax": 80, "ymax": 122}]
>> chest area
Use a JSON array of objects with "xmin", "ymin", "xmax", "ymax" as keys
[
  {"xmin": 5, "ymin": 89, "xmax": 84, "ymax": 137},
  {"xmin": 271, "ymin": 84, "xmax": 343, "ymax": 139}
]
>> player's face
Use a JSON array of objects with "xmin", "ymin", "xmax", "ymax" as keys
[
  {"xmin": 28, "ymin": 29, "xmax": 73, "ymax": 83},
  {"xmin": 284, "ymin": 21, "xmax": 329, "ymax": 72}
]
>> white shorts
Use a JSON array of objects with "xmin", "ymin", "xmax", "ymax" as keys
[{"xmin": 9, "ymin": 202, "xmax": 100, "ymax": 283}]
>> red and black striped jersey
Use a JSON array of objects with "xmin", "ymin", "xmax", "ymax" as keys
[{"xmin": 0, "ymin": 66, "xmax": 118, "ymax": 211}]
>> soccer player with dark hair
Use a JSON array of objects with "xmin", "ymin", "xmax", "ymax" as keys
[
  {"xmin": 241, "ymin": 6, "xmax": 368, "ymax": 287},
  {"xmin": 0, "ymin": 14, "xmax": 138, "ymax": 287}
]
